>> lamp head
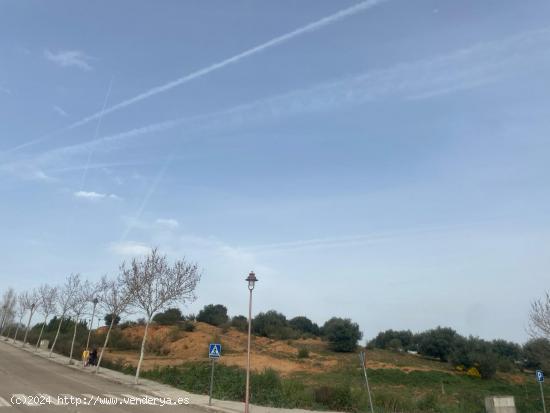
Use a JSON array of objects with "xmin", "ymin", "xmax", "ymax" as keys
[{"xmin": 245, "ymin": 271, "xmax": 258, "ymax": 291}]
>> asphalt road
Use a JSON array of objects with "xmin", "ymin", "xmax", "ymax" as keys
[{"xmin": 0, "ymin": 339, "xmax": 204, "ymax": 412}]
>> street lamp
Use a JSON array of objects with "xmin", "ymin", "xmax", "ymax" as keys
[
  {"xmin": 86, "ymin": 298, "xmax": 99, "ymax": 351},
  {"xmin": 244, "ymin": 271, "xmax": 258, "ymax": 413}
]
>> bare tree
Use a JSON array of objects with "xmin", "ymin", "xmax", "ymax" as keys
[
  {"xmin": 0, "ymin": 288, "xmax": 16, "ymax": 335},
  {"xmin": 529, "ymin": 291, "xmax": 550, "ymax": 339},
  {"xmin": 49, "ymin": 274, "xmax": 80, "ymax": 358},
  {"xmin": 67, "ymin": 277, "xmax": 92, "ymax": 364},
  {"xmin": 12, "ymin": 293, "xmax": 28, "ymax": 343},
  {"xmin": 22, "ymin": 289, "xmax": 40, "ymax": 347},
  {"xmin": 122, "ymin": 248, "xmax": 201, "ymax": 384},
  {"xmin": 95, "ymin": 273, "xmax": 132, "ymax": 372},
  {"xmin": 35, "ymin": 285, "xmax": 58, "ymax": 351}
]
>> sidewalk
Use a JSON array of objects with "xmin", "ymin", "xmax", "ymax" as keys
[{"xmin": 0, "ymin": 335, "xmax": 338, "ymax": 413}]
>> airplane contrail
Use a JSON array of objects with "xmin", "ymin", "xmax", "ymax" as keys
[
  {"xmin": 79, "ymin": 77, "xmax": 114, "ymax": 190},
  {"xmin": 4, "ymin": 0, "xmax": 388, "ymax": 154}
]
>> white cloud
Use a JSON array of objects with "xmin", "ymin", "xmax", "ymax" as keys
[
  {"xmin": 155, "ymin": 218, "xmax": 179, "ymax": 229},
  {"xmin": 109, "ymin": 241, "xmax": 151, "ymax": 256},
  {"xmin": 44, "ymin": 49, "xmax": 93, "ymax": 71},
  {"xmin": 73, "ymin": 190, "xmax": 120, "ymax": 201},
  {"xmin": 53, "ymin": 105, "xmax": 68, "ymax": 117}
]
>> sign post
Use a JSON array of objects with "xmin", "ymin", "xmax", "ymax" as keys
[
  {"xmin": 359, "ymin": 351, "xmax": 374, "ymax": 413},
  {"xmin": 209, "ymin": 344, "xmax": 222, "ymax": 406},
  {"xmin": 537, "ymin": 370, "xmax": 546, "ymax": 413}
]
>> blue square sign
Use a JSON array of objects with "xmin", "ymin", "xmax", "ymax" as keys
[
  {"xmin": 209, "ymin": 343, "xmax": 222, "ymax": 358},
  {"xmin": 536, "ymin": 370, "xmax": 544, "ymax": 382}
]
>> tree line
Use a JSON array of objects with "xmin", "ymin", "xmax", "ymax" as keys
[
  {"xmin": 0, "ymin": 248, "xmax": 201, "ymax": 384},
  {"xmin": 367, "ymin": 326, "xmax": 550, "ymax": 379}
]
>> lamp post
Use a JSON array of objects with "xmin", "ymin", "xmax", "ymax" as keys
[
  {"xmin": 244, "ymin": 271, "xmax": 258, "ymax": 413},
  {"xmin": 86, "ymin": 298, "xmax": 99, "ymax": 351}
]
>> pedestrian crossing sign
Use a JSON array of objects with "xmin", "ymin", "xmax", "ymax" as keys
[{"xmin": 209, "ymin": 343, "xmax": 222, "ymax": 358}]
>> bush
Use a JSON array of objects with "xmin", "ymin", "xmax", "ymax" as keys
[
  {"xmin": 253, "ymin": 311, "xmax": 296, "ymax": 339},
  {"xmin": 322, "ymin": 318, "xmax": 362, "ymax": 352},
  {"xmin": 523, "ymin": 338, "xmax": 550, "ymax": 371},
  {"xmin": 417, "ymin": 327, "xmax": 459, "ymax": 361},
  {"xmin": 313, "ymin": 385, "xmax": 353, "ymax": 411},
  {"xmin": 297, "ymin": 347, "xmax": 309, "ymax": 359},
  {"xmin": 104, "ymin": 313, "xmax": 121, "ymax": 326},
  {"xmin": 289, "ymin": 316, "xmax": 320, "ymax": 336},
  {"xmin": 153, "ymin": 308, "xmax": 184, "ymax": 325},
  {"xmin": 197, "ymin": 304, "xmax": 229, "ymax": 326},
  {"xmin": 231, "ymin": 315, "xmax": 248, "ymax": 332},
  {"xmin": 368, "ymin": 329, "xmax": 414, "ymax": 350}
]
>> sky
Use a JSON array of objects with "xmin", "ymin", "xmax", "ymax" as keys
[{"xmin": 1, "ymin": 0, "xmax": 550, "ymax": 344}]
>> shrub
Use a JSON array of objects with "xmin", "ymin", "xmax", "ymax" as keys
[
  {"xmin": 153, "ymin": 308, "xmax": 184, "ymax": 325},
  {"xmin": 104, "ymin": 313, "xmax": 121, "ymax": 326},
  {"xmin": 197, "ymin": 304, "xmax": 229, "ymax": 326},
  {"xmin": 180, "ymin": 320, "xmax": 195, "ymax": 332},
  {"xmin": 231, "ymin": 315, "xmax": 248, "ymax": 332},
  {"xmin": 417, "ymin": 326, "xmax": 459, "ymax": 361},
  {"xmin": 313, "ymin": 385, "xmax": 353, "ymax": 411},
  {"xmin": 523, "ymin": 338, "xmax": 550, "ymax": 371},
  {"xmin": 322, "ymin": 318, "xmax": 362, "ymax": 352},
  {"xmin": 297, "ymin": 347, "xmax": 309, "ymax": 359},
  {"xmin": 253, "ymin": 311, "xmax": 296, "ymax": 339},
  {"xmin": 289, "ymin": 316, "xmax": 320, "ymax": 336},
  {"xmin": 368, "ymin": 329, "xmax": 414, "ymax": 350}
]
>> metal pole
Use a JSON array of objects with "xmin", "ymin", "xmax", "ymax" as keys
[
  {"xmin": 86, "ymin": 300, "xmax": 97, "ymax": 351},
  {"xmin": 209, "ymin": 358, "xmax": 216, "ymax": 406},
  {"xmin": 540, "ymin": 381, "xmax": 547, "ymax": 413},
  {"xmin": 245, "ymin": 288, "xmax": 253, "ymax": 413},
  {"xmin": 359, "ymin": 352, "xmax": 374, "ymax": 413}
]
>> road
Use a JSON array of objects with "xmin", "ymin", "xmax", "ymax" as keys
[{"xmin": 0, "ymin": 339, "xmax": 204, "ymax": 412}]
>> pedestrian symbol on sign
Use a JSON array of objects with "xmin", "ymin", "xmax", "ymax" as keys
[
  {"xmin": 209, "ymin": 343, "xmax": 222, "ymax": 358},
  {"xmin": 536, "ymin": 370, "xmax": 544, "ymax": 382}
]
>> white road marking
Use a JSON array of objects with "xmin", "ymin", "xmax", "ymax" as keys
[{"xmin": 0, "ymin": 396, "xmax": 11, "ymax": 407}]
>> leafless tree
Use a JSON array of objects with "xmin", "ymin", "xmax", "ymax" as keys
[
  {"xmin": 95, "ymin": 273, "xmax": 133, "ymax": 372},
  {"xmin": 35, "ymin": 284, "xmax": 58, "ymax": 351},
  {"xmin": 22, "ymin": 289, "xmax": 40, "ymax": 347},
  {"xmin": 67, "ymin": 276, "xmax": 92, "ymax": 364},
  {"xmin": 0, "ymin": 288, "xmax": 17, "ymax": 335},
  {"xmin": 529, "ymin": 291, "xmax": 550, "ymax": 339},
  {"xmin": 122, "ymin": 248, "xmax": 201, "ymax": 384},
  {"xmin": 12, "ymin": 293, "xmax": 28, "ymax": 343},
  {"xmin": 49, "ymin": 274, "xmax": 80, "ymax": 358}
]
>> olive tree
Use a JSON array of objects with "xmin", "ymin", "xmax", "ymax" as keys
[
  {"xmin": 122, "ymin": 248, "xmax": 201, "ymax": 384},
  {"xmin": 22, "ymin": 289, "xmax": 40, "ymax": 347},
  {"xmin": 95, "ymin": 273, "xmax": 132, "ymax": 372},
  {"xmin": 529, "ymin": 291, "xmax": 550, "ymax": 339},
  {"xmin": 35, "ymin": 284, "xmax": 58, "ymax": 351},
  {"xmin": 50, "ymin": 274, "xmax": 80, "ymax": 358}
]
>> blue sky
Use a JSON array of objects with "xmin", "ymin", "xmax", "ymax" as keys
[{"xmin": 1, "ymin": 0, "xmax": 550, "ymax": 343}]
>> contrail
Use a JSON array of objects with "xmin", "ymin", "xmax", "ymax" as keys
[
  {"xmin": 119, "ymin": 154, "xmax": 174, "ymax": 242},
  {"xmin": 3, "ymin": 0, "xmax": 387, "ymax": 154},
  {"xmin": 79, "ymin": 77, "xmax": 114, "ymax": 190}
]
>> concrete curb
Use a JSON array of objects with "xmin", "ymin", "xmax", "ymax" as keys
[{"xmin": 0, "ymin": 336, "xmax": 339, "ymax": 413}]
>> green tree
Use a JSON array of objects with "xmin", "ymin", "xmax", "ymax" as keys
[
  {"xmin": 322, "ymin": 317, "xmax": 362, "ymax": 352},
  {"xmin": 417, "ymin": 327, "xmax": 459, "ymax": 361},
  {"xmin": 523, "ymin": 338, "xmax": 550, "ymax": 371},
  {"xmin": 153, "ymin": 308, "xmax": 184, "ymax": 325},
  {"xmin": 289, "ymin": 316, "xmax": 320, "ymax": 336},
  {"xmin": 253, "ymin": 310, "xmax": 295, "ymax": 339},
  {"xmin": 231, "ymin": 315, "xmax": 248, "ymax": 332},
  {"xmin": 196, "ymin": 304, "xmax": 229, "ymax": 326},
  {"xmin": 104, "ymin": 313, "xmax": 121, "ymax": 326},
  {"xmin": 369, "ymin": 329, "xmax": 414, "ymax": 350}
]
